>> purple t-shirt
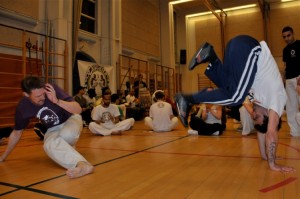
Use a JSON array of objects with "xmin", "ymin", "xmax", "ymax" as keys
[{"xmin": 14, "ymin": 84, "xmax": 73, "ymax": 130}]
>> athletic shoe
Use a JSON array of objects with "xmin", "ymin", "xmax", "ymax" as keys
[
  {"xmin": 212, "ymin": 131, "xmax": 219, "ymax": 136},
  {"xmin": 175, "ymin": 94, "xmax": 191, "ymax": 127},
  {"xmin": 34, "ymin": 123, "xmax": 47, "ymax": 140},
  {"xmin": 188, "ymin": 129, "xmax": 198, "ymax": 135},
  {"xmin": 236, "ymin": 126, "xmax": 243, "ymax": 132},
  {"xmin": 188, "ymin": 42, "xmax": 216, "ymax": 71}
]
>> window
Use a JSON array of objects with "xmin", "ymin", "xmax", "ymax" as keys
[{"xmin": 80, "ymin": 0, "xmax": 96, "ymax": 34}]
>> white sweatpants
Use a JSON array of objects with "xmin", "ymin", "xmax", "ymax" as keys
[
  {"xmin": 286, "ymin": 78, "xmax": 300, "ymax": 136},
  {"xmin": 89, "ymin": 118, "xmax": 135, "ymax": 136},
  {"xmin": 144, "ymin": 117, "xmax": 178, "ymax": 132},
  {"xmin": 43, "ymin": 114, "xmax": 88, "ymax": 169}
]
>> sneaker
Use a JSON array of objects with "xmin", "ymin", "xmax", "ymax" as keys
[
  {"xmin": 236, "ymin": 126, "xmax": 243, "ymax": 132},
  {"xmin": 175, "ymin": 94, "xmax": 191, "ymax": 127},
  {"xmin": 188, "ymin": 129, "xmax": 198, "ymax": 135},
  {"xmin": 34, "ymin": 123, "xmax": 47, "ymax": 140},
  {"xmin": 188, "ymin": 42, "xmax": 217, "ymax": 71}
]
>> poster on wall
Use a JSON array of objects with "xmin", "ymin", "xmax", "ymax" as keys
[{"xmin": 77, "ymin": 60, "xmax": 115, "ymax": 96}]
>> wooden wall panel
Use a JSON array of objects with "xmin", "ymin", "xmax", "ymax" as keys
[
  {"xmin": 122, "ymin": 0, "xmax": 160, "ymax": 57},
  {"xmin": 0, "ymin": 88, "xmax": 22, "ymax": 101},
  {"xmin": 224, "ymin": 8, "xmax": 264, "ymax": 43},
  {"xmin": 0, "ymin": 104, "xmax": 18, "ymax": 117},
  {"xmin": 0, "ymin": 0, "xmax": 39, "ymax": 20},
  {"xmin": 0, "ymin": 53, "xmax": 40, "ymax": 128},
  {"xmin": 0, "ymin": 74, "xmax": 24, "ymax": 88}
]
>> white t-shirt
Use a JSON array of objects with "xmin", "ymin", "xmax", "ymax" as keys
[
  {"xmin": 149, "ymin": 101, "xmax": 173, "ymax": 131},
  {"xmin": 91, "ymin": 104, "xmax": 120, "ymax": 129},
  {"xmin": 204, "ymin": 105, "xmax": 221, "ymax": 124},
  {"xmin": 126, "ymin": 94, "xmax": 136, "ymax": 103},
  {"xmin": 249, "ymin": 41, "xmax": 287, "ymax": 117}
]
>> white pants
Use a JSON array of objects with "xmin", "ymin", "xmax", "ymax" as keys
[
  {"xmin": 144, "ymin": 117, "xmax": 178, "ymax": 132},
  {"xmin": 89, "ymin": 118, "xmax": 135, "ymax": 136},
  {"xmin": 43, "ymin": 114, "xmax": 88, "ymax": 169},
  {"xmin": 286, "ymin": 78, "xmax": 300, "ymax": 136},
  {"xmin": 239, "ymin": 106, "xmax": 254, "ymax": 135}
]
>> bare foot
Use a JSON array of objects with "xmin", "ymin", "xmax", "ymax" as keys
[
  {"xmin": 66, "ymin": 162, "xmax": 94, "ymax": 179},
  {"xmin": 111, "ymin": 131, "xmax": 122, "ymax": 135}
]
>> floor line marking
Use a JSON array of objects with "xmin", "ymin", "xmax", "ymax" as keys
[
  {"xmin": 0, "ymin": 181, "xmax": 78, "ymax": 198},
  {"xmin": 259, "ymin": 177, "xmax": 297, "ymax": 193}
]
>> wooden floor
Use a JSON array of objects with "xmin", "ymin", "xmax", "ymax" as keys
[{"xmin": 0, "ymin": 118, "xmax": 300, "ymax": 199}]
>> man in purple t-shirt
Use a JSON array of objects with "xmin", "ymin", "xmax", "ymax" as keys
[{"xmin": 0, "ymin": 76, "xmax": 94, "ymax": 178}]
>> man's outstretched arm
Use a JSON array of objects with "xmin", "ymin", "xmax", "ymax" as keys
[
  {"xmin": 0, "ymin": 129, "xmax": 23, "ymax": 162},
  {"xmin": 266, "ymin": 110, "xmax": 295, "ymax": 172}
]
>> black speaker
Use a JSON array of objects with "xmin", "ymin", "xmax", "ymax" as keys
[{"xmin": 180, "ymin": 49, "xmax": 186, "ymax": 64}]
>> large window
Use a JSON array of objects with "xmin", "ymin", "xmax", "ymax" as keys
[{"xmin": 80, "ymin": 0, "xmax": 96, "ymax": 34}]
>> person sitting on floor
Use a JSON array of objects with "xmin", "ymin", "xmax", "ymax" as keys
[
  {"xmin": 125, "ymin": 89, "xmax": 144, "ymax": 121},
  {"xmin": 88, "ymin": 87, "xmax": 134, "ymax": 136},
  {"xmin": 0, "ymin": 76, "xmax": 94, "ymax": 178},
  {"xmin": 74, "ymin": 86, "xmax": 91, "ymax": 126},
  {"xmin": 111, "ymin": 93, "xmax": 126, "ymax": 121},
  {"xmin": 188, "ymin": 103, "xmax": 226, "ymax": 136},
  {"xmin": 188, "ymin": 87, "xmax": 226, "ymax": 136},
  {"xmin": 152, "ymin": 89, "xmax": 178, "ymax": 116},
  {"xmin": 83, "ymin": 88, "xmax": 97, "ymax": 110},
  {"xmin": 145, "ymin": 90, "xmax": 178, "ymax": 132}
]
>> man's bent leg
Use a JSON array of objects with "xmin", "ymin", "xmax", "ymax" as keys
[
  {"xmin": 285, "ymin": 78, "xmax": 300, "ymax": 136},
  {"xmin": 144, "ymin": 117, "xmax": 154, "ymax": 130},
  {"xmin": 59, "ymin": 114, "xmax": 82, "ymax": 146},
  {"xmin": 88, "ymin": 122, "xmax": 111, "ymax": 136},
  {"xmin": 43, "ymin": 127, "xmax": 89, "ymax": 169},
  {"xmin": 194, "ymin": 35, "xmax": 261, "ymax": 106},
  {"xmin": 112, "ymin": 118, "xmax": 135, "ymax": 133}
]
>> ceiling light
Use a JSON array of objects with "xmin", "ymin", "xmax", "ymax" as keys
[
  {"xmin": 281, "ymin": 0, "xmax": 295, "ymax": 2},
  {"xmin": 186, "ymin": 4, "xmax": 257, "ymax": 18},
  {"xmin": 170, "ymin": 0, "xmax": 194, "ymax": 5},
  {"xmin": 223, "ymin": 4, "xmax": 256, "ymax": 12}
]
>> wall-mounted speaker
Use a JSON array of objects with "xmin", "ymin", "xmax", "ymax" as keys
[{"xmin": 180, "ymin": 49, "xmax": 186, "ymax": 64}]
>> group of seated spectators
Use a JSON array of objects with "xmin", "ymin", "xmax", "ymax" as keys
[{"xmin": 31, "ymin": 85, "xmax": 255, "ymax": 140}]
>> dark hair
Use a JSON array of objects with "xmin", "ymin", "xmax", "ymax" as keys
[
  {"xmin": 254, "ymin": 116, "xmax": 282, "ymax": 133},
  {"xmin": 76, "ymin": 86, "xmax": 85, "ymax": 94},
  {"xmin": 101, "ymin": 87, "xmax": 111, "ymax": 95},
  {"xmin": 155, "ymin": 91, "xmax": 165, "ymax": 100},
  {"xmin": 21, "ymin": 76, "xmax": 44, "ymax": 94},
  {"xmin": 111, "ymin": 93, "xmax": 119, "ymax": 103},
  {"xmin": 282, "ymin": 26, "xmax": 293, "ymax": 34},
  {"xmin": 87, "ymin": 88, "xmax": 96, "ymax": 98}
]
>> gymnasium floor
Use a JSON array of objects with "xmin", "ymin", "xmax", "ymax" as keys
[{"xmin": 0, "ymin": 118, "xmax": 299, "ymax": 199}]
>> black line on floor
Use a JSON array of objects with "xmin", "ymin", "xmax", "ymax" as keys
[
  {"xmin": 93, "ymin": 134, "xmax": 190, "ymax": 166},
  {"xmin": 0, "ymin": 134, "xmax": 190, "ymax": 198},
  {"xmin": 0, "ymin": 181, "xmax": 78, "ymax": 198}
]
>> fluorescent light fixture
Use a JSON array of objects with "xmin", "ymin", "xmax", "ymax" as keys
[
  {"xmin": 187, "ymin": 4, "xmax": 257, "ymax": 18},
  {"xmin": 223, "ymin": 4, "xmax": 257, "ymax": 11},
  {"xmin": 281, "ymin": 0, "xmax": 295, "ymax": 2},
  {"xmin": 170, "ymin": 0, "xmax": 193, "ymax": 5}
]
